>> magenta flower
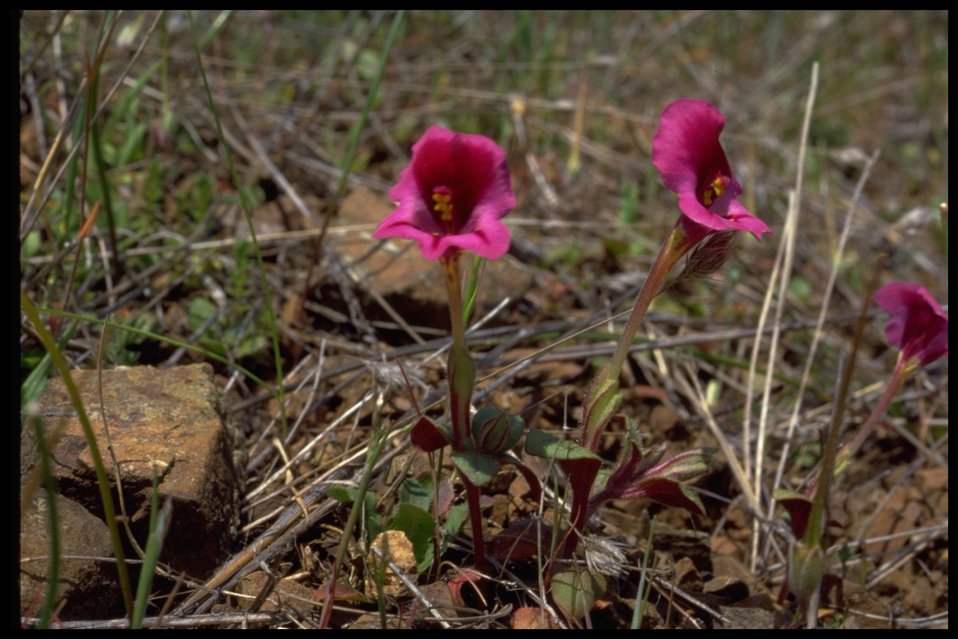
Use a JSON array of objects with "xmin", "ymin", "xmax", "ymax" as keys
[
  {"xmin": 874, "ymin": 282, "xmax": 948, "ymax": 366},
  {"xmin": 373, "ymin": 125, "xmax": 516, "ymax": 261},
  {"xmin": 652, "ymin": 99, "xmax": 770, "ymax": 241}
]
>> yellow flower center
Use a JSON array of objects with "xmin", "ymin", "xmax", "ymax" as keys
[
  {"xmin": 432, "ymin": 190, "xmax": 454, "ymax": 222},
  {"xmin": 702, "ymin": 175, "xmax": 730, "ymax": 207}
]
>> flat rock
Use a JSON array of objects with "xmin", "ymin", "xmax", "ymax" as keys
[
  {"xmin": 19, "ymin": 493, "xmax": 122, "ymax": 621},
  {"xmin": 27, "ymin": 364, "xmax": 242, "ymax": 581}
]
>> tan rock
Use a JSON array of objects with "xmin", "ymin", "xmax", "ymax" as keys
[
  {"xmin": 19, "ymin": 493, "xmax": 121, "ymax": 620},
  {"xmin": 28, "ymin": 364, "xmax": 242, "ymax": 580},
  {"xmin": 366, "ymin": 530, "xmax": 417, "ymax": 599}
]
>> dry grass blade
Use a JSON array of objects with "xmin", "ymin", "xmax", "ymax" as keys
[
  {"xmin": 19, "ymin": 11, "xmax": 946, "ymax": 628},
  {"xmin": 744, "ymin": 62, "xmax": 818, "ymax": 572}
]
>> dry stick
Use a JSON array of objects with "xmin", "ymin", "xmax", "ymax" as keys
[
  {"xmin": 367, "ymin": 544, "xmax": 452, "ymax": 629},
  {"xmin": 227, "ymin": 108, "xmax": 318, "ymax": 228},
  {"xmin": 675, "ymin": 363, "xmax": 760, "ymax": 515},
  {"xmin": 21, "ymin": 611, "xmax": 294, "ymax": 630},
  {"xmin": 764, "ymin": 150, "xmax": 881, "ymax": 565},
  {"xmin": 176, "ymin": 437, "xmax": 403, "ymax": 617},
  {"xmin": 230, "ymin": 305, "xmax": 861, "ymax": 418},
  {"xmin": 761, "ymin": 521, "xmax": 949, "ymax": 575},
  {"xmin": 745, "ymin": 61, "xmax": 818, "ymax": 573}
]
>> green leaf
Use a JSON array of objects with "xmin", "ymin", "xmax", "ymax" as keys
[
  {"xmin": 399, "ymin": 476, "xmax": 433, "ymax": 513},
  {"xmin": 389, "ymin": 503, "xmax": 436, "ymax": 574},
  {"xmin": 328, "ymin": 486, "xmax": 352, "ymax": 502},
  {"xmin": 20, "ymin": 229, "xmax": 41, "ymax": 259},
  {"xmin": 186, "ymin": 297, "xmax": 218, "ymax": 332},
  {"xmin": 584, "ymin": 381, "xmax": 620, "ymax": 438},
  {"xmin": 551, "ymin": 569, "xmax": 607, "ymax": 619},
  {"xmin": 443, "ymin": 502, "xmax": 469, "ymax": 537},
  {"xmin": 524, "ymin": 429, "xmax": 601, "ymax": 461},
  {"xmin": 618, "ymin": 175, "xmax": 639, "ymax": 225},
  {"xmin": 451, "ymin": 450, "xmax": 501, "ymax": 487},
  {"xmin": 328, "ymin": 486, "xmax": 382, "ymax": 545}
]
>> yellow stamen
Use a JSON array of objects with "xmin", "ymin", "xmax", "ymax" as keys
[
  {"xmin": 432, "ymin": 192, "xmax": 454, "ymax": 222},
  {"xmin": 702, "ymin": 175, "xmax": 729, "ymax": 207},
  {"xmin": 711, "ymin": 175, "xmax": 726, "ymax": 198}
]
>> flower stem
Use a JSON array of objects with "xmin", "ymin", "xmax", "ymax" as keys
[
  {"xmin": 441, "ymin": 252, "xmax": 473, "ymax": 449},
  {"xmin": 563, "ymin": 223, "xmax": 697, "ymax": 561},
  {"xmin": 802, "ymin": 265, "xmax": 887, "ymax": 549},
  {"xmin": 606, "ymin": 226, "xmax": 693, "ymax": 378},
  {"xmin": 581, "ymin": 223, "xmax": 696, "ymax": 450},
  {"xmin": 440, "ymin": 251, "xmax": 488, "ymax": 571},
  {"xmin": 833, "ymin": 356, "xmax": 908, "ymax": 480},
  {"xmin": 463, "ymin": 475, "xmax": 490, "ymax": 573},
  {"xmin": 441, "ymin": 252, "xmax": 468, "ymax": 352}
]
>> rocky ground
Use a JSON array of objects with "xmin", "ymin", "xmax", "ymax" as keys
[{"xmin": 19, "ymin": 10, "xmax": 948, "ymax": 629}]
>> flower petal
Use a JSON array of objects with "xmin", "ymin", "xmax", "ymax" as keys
[
  {"xmin": 874, "ymin": 281, "xmax": 948, "ymax": 366},
  {"xmin": 373, "ymin": 125, "xmax": 515, "ymax": 261},
  {"xmin": 653, "ymin": 98, "xmax": 771, "ymax": 242}
]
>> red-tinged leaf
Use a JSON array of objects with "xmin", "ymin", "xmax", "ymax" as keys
[
  {"xmin": 774, "ymin": 489, "xmax": 813, "ymax": 539},
  {"xmin": 616, "ymin": 477, "xmax": 706, "ymax": 515},
  {"xmin": 447, "ymin": 568, "xmax": 486, "ymax": 609},
  {"xmin": 410, "ymin": 415, "xmax": 450, "ymax": 452},
  {"xmin": 472, "ymin": 407, "xmax": 524, "ymax": 455}
]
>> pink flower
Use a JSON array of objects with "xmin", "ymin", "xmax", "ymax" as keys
[
  {"xmin": 652, "ymin": 99, "xmax": 771, "ymax": 241},
  {"xmin": 874, "ymin": 282, "xmax": 948, "ymax": 366},
  {"xmin": 373, "ymin": 125, "xmax": 516, "ymax": 261}
]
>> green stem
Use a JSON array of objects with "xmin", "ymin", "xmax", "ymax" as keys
[
  {"xmin": 802, "ymin": 264, "xmax": 883, "ymax": 549},
  {"xmin": 441, "ymin": 252, "xmax": 472, "ymax": 449},
  {"xmin": 188, "ymin": 11, "xmax": 288, "ymax": 437},
  {"xmin": 581, "ymin": 223, "xmax": 695, "ymax": 450},
  {"xmin": 561, "ymin": 223, "xmax": 697, "ymax": 562},
  {"xmin": 605, "ymin": 224, "xmax": 695, "ymax": 381},
  {"xmin": 833, "ymin": 356, "xmax": 908, "ymax": 480},
  {"xmin": 21, "ymin": 293, "xmax": 135, "ymax": 620},
  {"xmin": 441, "ymin": 252, "xmax": 468, "ymax": 351},
  {"xmin": 440, "ymin": 252, "xmax": 488, "ymax": 571},
  {"xmin": 318, "ymin": 394, "xmax": 388, "ymax": 629}
]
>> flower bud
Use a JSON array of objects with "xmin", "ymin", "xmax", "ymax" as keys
[{"xmin": 471, "ymin": 407, "xmax": 524, "ymax": 455}]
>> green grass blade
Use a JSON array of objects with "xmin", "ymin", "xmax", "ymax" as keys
[
  {"xmin": 21, "ymin": 292, "xmax": 135, "ymax": 620},
  {"xmin": 131, "ymin": 472, "xmax": 173, "ymax": 628},
  {"xmin": 318, "ymin": 392, "xmax": 389, "ymax": 628},
  {"xmin": 631, "ymin": 515, "xmax": 656, "ymax": 629},
  {"xmin": 36, "ymin": 306, "xmax": 270, "ymax": 390},
  {"xmin": 28, "ymin": 414, "xmax": 60, "ymax": 629},
  {"xmin": 333, "ymin": 10, "xmax": 405, "ymax": 202},
  {"xmin": 187, "ymin": 10, "xmax": 288, "ymax": 436}
]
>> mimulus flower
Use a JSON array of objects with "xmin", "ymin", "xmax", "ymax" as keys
[
  {"xmin": 652, "ymin": 99, "xmax": 770, "ymax": 242},
  {"xmin": 874, "ymin": 282, "xmax": 948, "ymax": 367},
  {"xmin": 373, "ymin": 125, "xmax": 516, "ymax": 261}
]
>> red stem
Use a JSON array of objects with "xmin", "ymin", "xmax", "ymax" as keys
[{"xmin": 463, "ymin": 476, "xmax": 489, "ymax": 573}]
